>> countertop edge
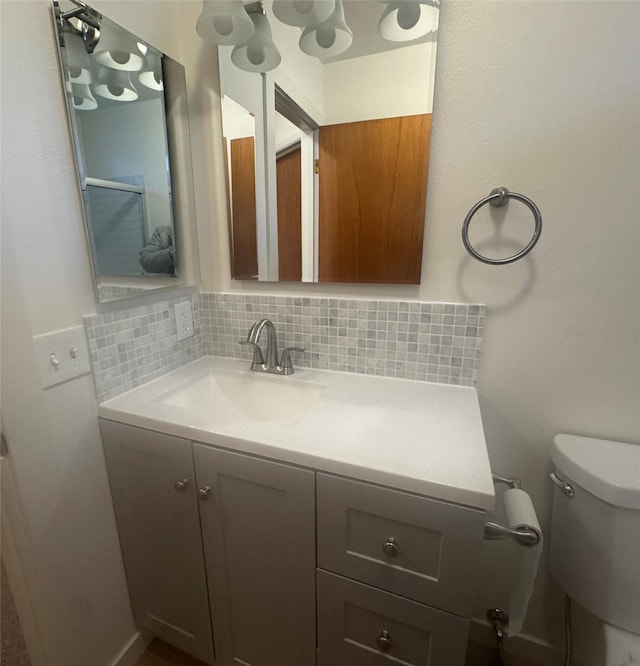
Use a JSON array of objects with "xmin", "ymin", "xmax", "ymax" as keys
[{"xmin": 98, "ymin": 406, "xmax": 495, "ymax": 512}]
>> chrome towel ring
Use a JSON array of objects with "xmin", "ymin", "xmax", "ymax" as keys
[{"xmin": 462, "ymin": 187, "xmax": 542, "ymax": 265}]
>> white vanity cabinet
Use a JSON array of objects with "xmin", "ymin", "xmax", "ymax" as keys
[
  {"xmin": 100, "ymin": 420, "xmax": 316, "ymax": 666},
  {"xmin": 100, "ymin": 418, "xmax": 486, "ymax": 666},
  {"xmin": 99, "ymin": 420, "xmax": 215, "ymax": 664}
]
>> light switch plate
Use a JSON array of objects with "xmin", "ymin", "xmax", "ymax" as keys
[
  {"xmin": 33, "ymin": 326, "xmax": 91, "ymax": 389},
  {"xmin": 174, "ymin": 301, "xmax": 194, "ymax": 341}
]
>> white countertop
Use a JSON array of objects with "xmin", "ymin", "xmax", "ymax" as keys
[{"xmin": 99, "ymin": 356, "xmax": 495, "ymax": 511}]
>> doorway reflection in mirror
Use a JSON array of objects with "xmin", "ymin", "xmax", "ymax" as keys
[{"xmin": 218, "ymin": 0, "xmax": 439, "ymax": 284}]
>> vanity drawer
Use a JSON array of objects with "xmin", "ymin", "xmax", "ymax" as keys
[
  {"xmin": 317, "ymin": 570, "xmax": 468, "ymax": 666},
  {"xmin": 317, "ymin": 473, "xmax": 484, "ymax": 615}
]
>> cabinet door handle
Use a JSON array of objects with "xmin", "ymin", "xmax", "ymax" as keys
[
  {"xmin": 198, "ymin": 486, "xmax": 212, "ymax": 500},
  {"xmin": 174, "ymin": 478, "xmax": 189, "ymax": 492},
  {"xmin": 376, "ymin": 629, "xmax": 393, "ymax": 652},
  {"xmin": 382, "ymin": 537, "xmax": 399, "ymax": 557}
]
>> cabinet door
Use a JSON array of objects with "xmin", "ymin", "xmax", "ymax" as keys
[
  {"xmin": 193, "ymin": 444, "xmax": 316, "ymax": 666},
  {"xmin": 100, "ymin": 420, "xmax": 214, "ymax": 664}
]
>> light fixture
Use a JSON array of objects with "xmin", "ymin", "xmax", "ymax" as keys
[
  {"xmin": 299, "ymin": 0, "xmax": 352, "ymax": 58},
  {"xmin": 93, "ymin": 23, "xmax": 145, "ymax": 71},
  {"xmin": 196, "ymin": 0, "xmax": 255, "ymax": 45},
  {"xmin": 231, "ymin": 10, "xmax": 281, "ymax": 73},
  {"xmin": 138, "ymin": 53, "xmax": 164, "ymax": 91},
  {"xmin": 378, "ymin": 0, "xmax": 439, "ymax": 42},
  {"xmin": 70, "ymin": 83, "xmax": 98, "ymax": 110},
  {"xmin": 64, "ymin": 31, "xmax": 94, "ymax": 84},
  {"xmin": 272, "ymin": 0, "xmax": 335, "ymax": 27},
  {"xmin": 94, "ymin": 68, "xmax": 139, "ymax": 102}
]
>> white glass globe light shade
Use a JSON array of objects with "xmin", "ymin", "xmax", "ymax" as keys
[
  {"xmin": 231, "ymin": 12, "xmax": 281, "ymax": 73},
  {"xmin": 94, "ymin": 68, "xmax": 139, "ymax": 102},
  {"xmin": 196, "ymin": 0, "xmax": 255, "ymax": 45},
  {"xmin": 138, "ymin": 53, "xmax": 164, "ymax": 91},
  {"xmin": 272, "ymin": 0, "xmax": 335, "ymax": 27},
  {"xmin": 378, "ymin": 1, "xmax": 439, "ymax": 42},
  {"xmin": 298, "ymin": 0, "xmax": 352, "ymax": 57},
  {"xmin": 93, "ymin": 24, "xmax": 145, "ymax": 71},
  {"xmin": 65, "ymin": 31, "xmax": 95, "ymax": 84},
  {"xmin": 71, "ymin": 83, "xmax": 98, "ymax": 110}
]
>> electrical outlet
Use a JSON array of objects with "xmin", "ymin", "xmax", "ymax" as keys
[{"xmin": 174, "ymin": 301, "xmax": 194, "ymax": 341}]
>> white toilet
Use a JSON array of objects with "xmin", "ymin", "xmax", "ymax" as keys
[{"xmin": 549, "ymin": 434, "xmax": 640, "ymax": 665}]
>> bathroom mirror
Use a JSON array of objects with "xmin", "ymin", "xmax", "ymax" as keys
[
  {"xmin": 53, "ymin": 0, "xmax": 198, "ymax": 303},
  {"xmin": 219, "ymin": 0, "xmax": 439, "ymax": 284}
]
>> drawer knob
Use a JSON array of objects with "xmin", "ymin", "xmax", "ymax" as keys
[
  {"xmin": 382, "ymin": 537, "xmax": 399, "ymax": 557},
  {"xmin": 198, "ymin": 486, "xmax": 212, "ymax": 500},
  {"xmin": 376, "ymin": 629, "xmax": 393, "ymax": 652},
  {"xmin": 174, "ymin": 479, "xmax": 188, "ymax": 491}
]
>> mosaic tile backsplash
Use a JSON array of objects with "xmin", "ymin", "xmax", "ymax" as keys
[
  {"xmin": 200, "ymin": 293, "xmax": 484, "ymax": 387},
  {"xmin": 85, "ymin": 292, "xmax": 485, "ymax": 403},
  {"xmin": 85, "ymin": 294, "xmax": 204, "ymax": 402}
]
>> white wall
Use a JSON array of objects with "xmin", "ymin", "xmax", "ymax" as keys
[
  {"xmin": 0, "ymin": 1, "xmax": 192, "ymax": 664},
  {"xmin": 198, "ymin": 0, "xmax": 640, "ymax": 656},
  {"xmin": 274, "ymin": 112, "xmax": 302, "ymax": 153},
  {"xmin": 323, "ymin": 42, "xmax": 435, "ymax": 125},
  {"xmin": 221, "ymin": 95, "xmax": 255, "ymax": 141}
]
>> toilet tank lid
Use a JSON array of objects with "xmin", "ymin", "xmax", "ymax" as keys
[{"xmin": 552, "ymin": 434, "xmax": 640, "ymax": 510}]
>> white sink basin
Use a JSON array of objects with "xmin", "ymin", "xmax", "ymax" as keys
[{"xmin": 157, "ymin": 367, "xmax": 326, "ymax": 424}]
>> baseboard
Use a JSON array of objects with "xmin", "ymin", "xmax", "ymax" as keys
[
  {"xmin": 110, "ymin": 630, "xmax": 151, "ymax": 666},
  {"xmin": 469, "ymin": 619, "xmax": 592, "ymax": 666}
]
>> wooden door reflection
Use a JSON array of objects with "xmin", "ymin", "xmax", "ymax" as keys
[
  {"xmin": 276, "ymin": 147, "xmax": 302, "ymax": 282},
  {"xmin": 318, "ymin": 114, "xmax": 431, "ymax": 284},
  {"xmin": 229, "ymin": 137, "xmax": 258, "ymax": 279}
]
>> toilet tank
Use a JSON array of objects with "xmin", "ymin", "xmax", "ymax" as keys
[{"xmin": 549, "ymin": 434, "xmax": 640, "ymax": 635}]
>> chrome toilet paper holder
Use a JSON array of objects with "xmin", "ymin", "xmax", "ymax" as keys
[{"xmin": 483, "ymin": 474, "xmax": 541, "ymax": 547}]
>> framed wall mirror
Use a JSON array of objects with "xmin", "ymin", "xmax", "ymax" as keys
[
  {"xmin": 53, "ymin": 0, "xmax": 198, "ymax": 303},
  {"xmin": 217, "ymin": 0, "xmax": 439, "ymax": 284}
]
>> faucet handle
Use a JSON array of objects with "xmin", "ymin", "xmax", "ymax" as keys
[
  {"xmin": 239, "ymin": 340, "xmax": 265, "ymax": 366},
  {"xmin": 280, "ymin": 347, "xmax": 305, "ymax": 373}
]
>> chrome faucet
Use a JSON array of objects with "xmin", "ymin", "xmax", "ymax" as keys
[{"xmin": 239, "ymin": 319, "xmax": 304, "ymax": 376}]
